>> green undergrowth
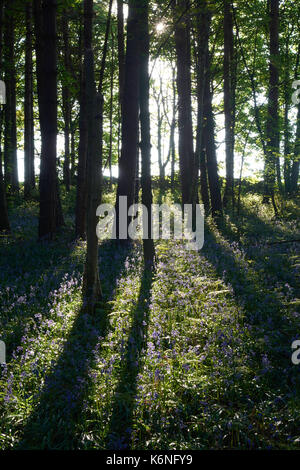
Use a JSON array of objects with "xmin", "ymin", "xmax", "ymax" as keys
[{"xmin": 0, "ymin": 187, "xmax": 299, "ymax": 449}]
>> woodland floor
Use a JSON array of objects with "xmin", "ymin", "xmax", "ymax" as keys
[{"xmin": 0, "ymin": 183, "xmax": 299, "ymax": 450}]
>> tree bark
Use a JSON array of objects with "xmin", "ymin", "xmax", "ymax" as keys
[
  {"xmin": 170, "ymin": 64, "xmax": 176, "ymax": 190},
  {"xmin": 0, "ymin": 110, "xmax": 9, "ymax": 232},
  {"xmin": 75, "ymin": 2, "xmax": 90, "ymax": 239},
  {"xmin": 174, "ymin": 0, "xmax": 194, "ymax": 206},
  {"xmin": 223, "ymin": 0, "xmax": 236, "ymax": 208},
  {"xmin": 203, "ymin": 30, "xmax": 223, "ymax": 217},
  {"xmin": 24, "ymin": 1, "xmax": 35, "ymax": 199},
  {"xmin": 62, "ymin": 10, "xmax": 71, "ymax": 192},
  {"xmin": 115, "ymin": 0, "xmax": 141, "ymax": 238},
  {"xmin": 82, "ymin": 0, "xmax": 102, "ymax": 312},
  {"xmin": 3, "ymin": 0, "xmax": 18, "ymax": 192},
  {"xmin": 117, "ymin": 0, "xmax": 125, "ymax": 109},
  {"xmin": 195, "ymin": 0, "xmax": 209, "ymax": 214},
  {"xmin": 139, "ymin": 0, "xmax": 155, "ymax": 268},
  {"xmin": 36, "ymin": 0, "xmax": 58, "ymax": 240},
  {"xmin": 291, "ymin": 102, "xmax": 300, "ymax": 193},
  {"xmin": 264, "ymin": 0, "xmax": 280, "ymax": 202},
  {"xmin": 0, "ymin": 0, "xmax": 9, "ymax": 232}
]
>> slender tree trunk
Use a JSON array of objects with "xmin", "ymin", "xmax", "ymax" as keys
[
  {"xmin": 117, "ymin": 0, "xmax": 125, "ymax": 109},
  {"xmin": 203, "ymin": 34, "xmax": 223, "ymax": 216},
  {"xmin": 70, "ymin": 117, "xmax": 76, "ymax": 182},
  {"xmin": 0, "ymin": 0, "xmax": 9, "ymax": 231},
  {"xmin": 195, "ymin": 0, "xmax": 209, "ymax": 214},
  {"xmin": 83, "ymin": 49, "xmax": 103, "ymax": 311},
  {"xmin": 108, "ymin": 29, "xmax": 114, "ymax": 188},
  {"xmin": 139, "ymin": 0, "xmax": 155, "ymax": 268},
  {"xmin": 155, "ymin": 96, "xmax": 164, "ymax": 186},
  {"xmin": 170, "ymin": 65, "xmax": 176, "ymax": 190},
  {"xmin": 134, "ymin": 139, "xmax": 140, "ymax": 204},
  {"xmin": 36, "ymin": 0, "xmax": 58, "ymax": 240},
  {"xmin": 75, "ymin": 5, "xmax": 89, "ymax": 239},
  {"xmin": 223, "ymin": 0, "xmax": 235, "ymax": 208},
  {"xmin": 115, "ymin": 0, "xmax": 141, "ymax": 238},
  {"xmin": 264, "ymin": 0, "xmax": 281, "ymax": 202},
  {"xmin": 4, "ymin": 0, "xmax": 18, "ymax": 192},
  {"xmin": 62, "ymin": 11, "xmax": 71, "ymax": 192},
  {"xmin": 0, "ymin": 110, "xmax": 9, "ymax": 231},
  {"xmin": 82, "ymin": 0, "xmax": 102, "ymax": 312},
  {"xmin": 290, "ymin": 44, "xmax": 300, "ymax": 194},
  {"xmin": 24, "ymin": 2, "xmax": 35, "ymax": 199},
  {"xmin": 174, "ymin": 0, "xmax": 194, "ymax": 206},
  {"xmin": 291, "ymin": 102, "xmax": 300, "ymax": 193},
  {"xmin": 282, "ymin": 35, "xmax": 292, "ymax": 194}
]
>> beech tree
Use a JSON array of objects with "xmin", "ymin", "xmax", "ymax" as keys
[
  {"xmin": 35, "ymin": 0, "xmax": 58, "ymax": 240},
  {"xmin": 24, "ymin": 2, "xmax": 35, "ymax": 198}
]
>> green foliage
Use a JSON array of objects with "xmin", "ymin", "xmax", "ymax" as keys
[{"xmin": 0, "ymin": 186, "xmax": 299, "ymax": 449}]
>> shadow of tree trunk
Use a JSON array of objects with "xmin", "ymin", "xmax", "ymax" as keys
[{"xmin": 107, "ymin": 268, "xmax": 153, "ymax": 450}]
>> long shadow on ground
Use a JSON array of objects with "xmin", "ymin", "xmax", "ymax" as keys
[
  {"xmin": 14, "ymin": 240, "xmax": 132, "ymax": 450},
  {"xmin": 202, "ymin": 220, "xmax": 300, "ymax": 387},
  {"xmin": 107, "ymin": 268, "xmax": 153, "ymax": 450},
  {"xmin": 0, "ymin": 230, "xmax": 77, "ymax": 358}
]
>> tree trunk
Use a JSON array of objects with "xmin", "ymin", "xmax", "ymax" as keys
[
  {"xmin": 24, "ymin": 2, "xmax": 35, "ymax": 199},
  {"xmin": 139, "ymin": 0, "xmax": 155, "ymax": 267},
  {"xmin": 36, "ymin": 0, "xmax": 58, "ymax": 240},
  {"xmin": 0, "ymin": 0, "xmax": 9, "ymax": 232},
  {"xmin": 62, "ymin": 11, "xmax": 71, "ymax": 192},
  {"xmin": 0, "ymin": 112, "xmax": 9, "ymax": 231},
  {"xmin": 203, "ymin": 34, "xmax": 223, "ymax": 217},
  {"xmin": 174, "ymin": 0, "xmax": 194, "ymax": 206},
  {"xmin": 195, "ymin": 0, "xmax": 209, "ymax": 214},
  {"xmin": 170, "ymin": 64, "xmax": 176, "ymax": 190},
  {"xmin": 291, "ymin": 102, "xmax": 300, "ymax": 193},
  {"xmin": 70, "ymin": 117, "xmax": 76, "ymax": 182},
  {"xmin": 3, "ymin": 0, "xmax": 18, "ymax": 192},
  {"xmin": 82, "ymin": 0, "xmax": 102, "ymax": 312},
  {"xmin": 117, "ymin": 0, "xmax": 125, "ymax": 109},
  {"xmin": 108, "ymin": 28, "xmax": 114, "ymax": 188},
  {"xmin": 82, "ymin": 49, "xmax": 103, "ymax": 311},
  {"xmin": 115, "ymin": 0, "xmax": 141, "ymax": 239},
  {"xmin": 264, "ymin": 0, "xmax": 280, "ymax": 202},
  {"xmin": 223, "ymin": 0, "xmax": 236, "ymax": 208},
  {"xmin": 75, "ymin": 3, "xmax": 89, "ymax": 239}
]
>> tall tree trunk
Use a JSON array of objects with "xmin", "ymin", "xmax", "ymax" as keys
[
  {"xmin": 70, "ymin": 117, "xmax": 76, "ymax": 182},
  {"xmin": 36, "ymin": 0, "xmax": 58, "ymax": 240},
  {"xmin": 290, "ymin": 44, "xmax": 300, "ymax": 194},
  {"xmin": 117, "ymin": 0, "xmax": 125, "ymax": 109},
  {"xmin": 115, "ymin": 0, "xmax": 141, "ymax": 238},
  {"xmin": 203, "ymin": 26, "xmax": 223, "ymax": 217},
  {"xmin": 0, "ymin": 0, "xmax": 9, "ymax": 232},
  {"xmin": 75, "ymin": 5, "xmax": 89, "ymax": 239},
  {"xmin": 24, "ymin": 1, "xmax": 35, "ymax": 199},
  {"xmin": 195, "ymin": 0, "xmax": 209, "ymax": 214},
  {"xmin": 264, "ymin": 0, "xmax": 281, "ymax": 202},
  {"xmin": 154, "ymin": 94, "xmax": 164, "ymax": 186},
  {"xmin": 139, "ymin": 0, "xmax": 155, "ymax": 267},
  {"xmin": 223, "ymin": 0, "xmax": 236, "ymax": 208},
  {"xmin": 4, "ymin": 0, "xmax": 18, "ymax": 192},
  {"xmin": 291, "ymin": 102, "xmax": 300, "ymax": 193},
  {"xmin": 0, "ymin": 110, "xmax": 9, "ymax": 231},
  {"xmin": 82, "ymin": 0, "xmax": 102, "ymax": 312},
  {"xmin": 62, "ymin": 11, "xmax": 71, "ymax": 192},
  {"xmin": 282, "ymin": 34, "xmax": 292, "ymax": 194},
  {"xmin": 174, "ymin": 0, "xmax": 194, "ymax": 206},
  {"xmin": 170, "ymin": 64, "xmax": 176, "ymax": 190},
  {"xmin": 108, "ymin": 28, "xmax": 115, "ymax": 188}
]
